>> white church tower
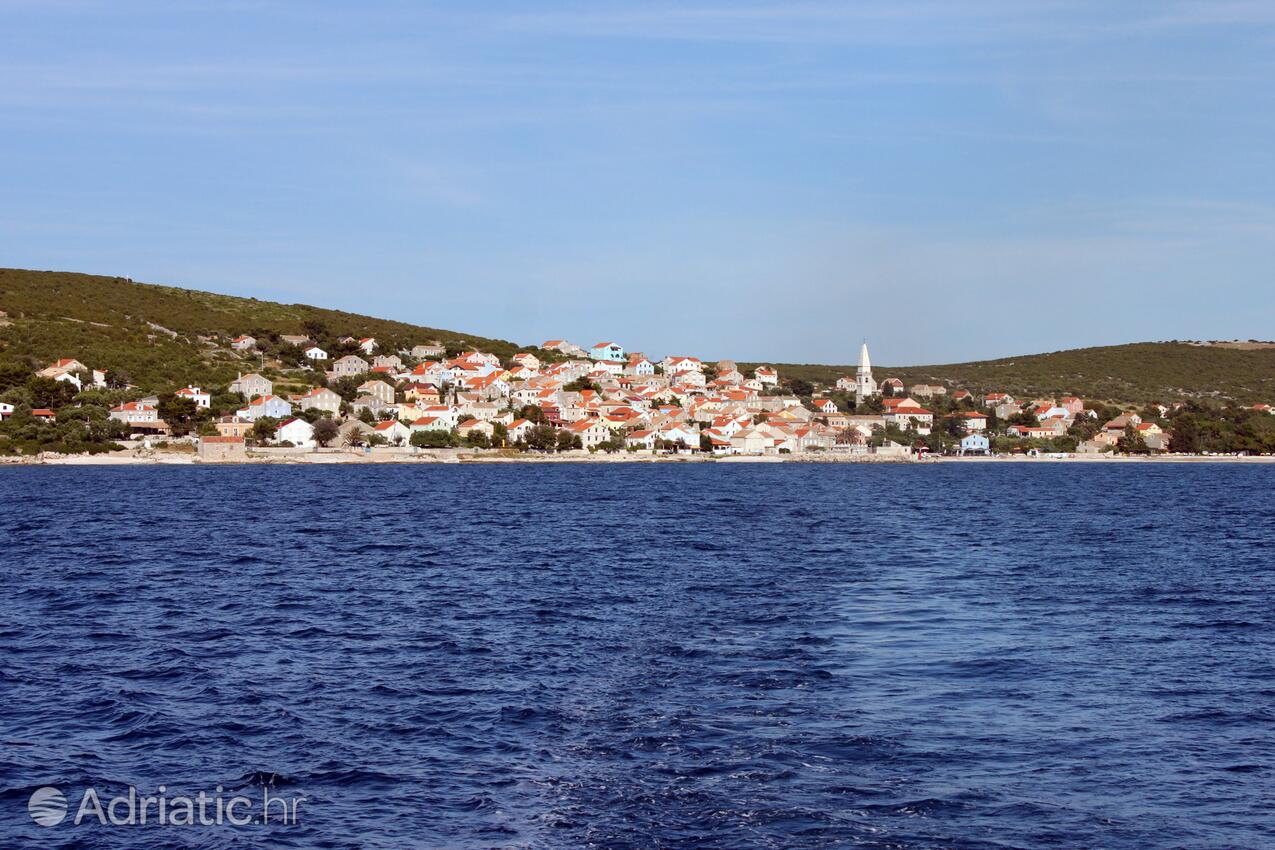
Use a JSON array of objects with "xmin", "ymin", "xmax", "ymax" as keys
[{"xmin": 855, "ymin": 341, "xmax": 877, "ymax": 404}]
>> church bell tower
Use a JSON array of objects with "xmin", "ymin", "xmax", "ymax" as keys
[{"xmin": 855, "ymin": 341, "xmax": 876, "ymax": 404}]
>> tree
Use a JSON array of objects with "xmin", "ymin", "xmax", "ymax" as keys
[
  {"xmin": 1067, "ymin": 416, "xmax": 1099, "ymax": 442},
  {"xmin": 27, "ymin": 376, "xmax": 78, "ymax": 411},
  {"xmin": 157, "ymin": 393, "xmax": 201, "ymax": 436},
  {"xmin": 598, "ymin": 435, "xmax": 625, "ymax": 453},
  {"xmin": 556, "ymin": 429, "xmax": 580, "ymax": 451},
  {"xmin": 313, "ymin": 417, "xmax": 340, "ymax": 447},
  {"xmin": 411, "ymin": 429, "xmax": 456, "ymax": 448},
  {"xmin": 327, "ymin": 375, "xmax": 367, "ymax": 402},
  {"xmin": 1007, "ymin": 410, "xmax": 1038, "ymax": 428},
  {"xmin": 787, "ymin": 378, "xmax": 814, "ymax": 397},
  {"xmin": 464, "ymin": 430, "xmax": 492, "ymax": 448},
  {"xmin": 302, "ymin": 318, "xmax": 329, "ymax": 340},
  {"xmin": 250, "ymin": 416, "xmax": 280, "ymax": 443},
  {"xmin": 0, "ymin": 362, "xmax": 32, "ymax": 393},
  {"xmin": 699, "ymin": 432, "xmax": 713, "ymax": 452},
  {"xmin": 1117, "ymin": 423, "xmax": 1149, "ymax": 455},
  {"xmin": 525, "ymin": 424, "xmax": 557, "ymax": 451},
  {"xmin": 855, "ymin": 395, "xmax": 884, "ymax": 414},
  {"xmin": 518, "ymin": 404, "xmax": 545, "ymax": 424}
]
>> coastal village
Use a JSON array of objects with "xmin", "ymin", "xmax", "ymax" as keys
[{"xmin": 4, "ymin": 329, "xmax": 1261, "ymax": 462}]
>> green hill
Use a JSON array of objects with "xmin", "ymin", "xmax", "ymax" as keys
[
  {"xmin": 0, "ymin": 268, "xmax": 524, "ymax": 391},
  {"xmin": 746, "ymin": 342, "xmax": 1275, "ymax": 405},
  {"xmin": 2, "ymin": 268, "xmax": 1272, "ymax": 405}
]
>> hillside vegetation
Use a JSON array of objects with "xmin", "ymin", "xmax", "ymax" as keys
[
  {"xmin": 747, "ymin": 343, "xmax": 1275, "ymax": 405},
  {"xmin": 0, "ymin": 268, "xmax": 522, "ymax": 390},
  {"xmin": 2, "ymin": 269, "xmax": 1272, "ymax": 405}
]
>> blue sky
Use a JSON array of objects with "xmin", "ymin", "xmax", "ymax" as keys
[{"xmin": 2, "ymin": 1, "xmax": 1273, "ymax": 365}]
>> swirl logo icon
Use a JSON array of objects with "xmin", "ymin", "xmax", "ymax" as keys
[{"xmin": 28, "ymin": 786, "xmax": 68, "ymax": 827}]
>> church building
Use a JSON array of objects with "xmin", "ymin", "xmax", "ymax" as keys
[{"xmin": 855, "ymin": 342, "xmax": 878, "ymax": 404}]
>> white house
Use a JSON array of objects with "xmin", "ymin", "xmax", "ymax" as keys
[
  {"xmin": 175, "ymin": 385, "xmax": 211, "ymax": 409},
  {"xmin": 662, "ymin": 356, "xmax": 703, "ymax": 376},
  {"xmin": 657, "ymin": 425, "xmax": 699, "ymax": 448},
  {"xmin": 625, "ymin": 429, "xmax": 656, "ymax": 450},
  {"xmin": 304, "ymin": 346, "xmax": 329, "ymax": 361},
  {"xmin": 109, "ymin": 401, "xmax": 160, "ymax": 424},
  {"xmin": 372, "ymin": 419, "xmax": 411, "ymax": 445},
  {"xmin": 230, "ymin": 335, "xmax": 256, "ymax": 351},
  {"xmin": 276, "ymin": 417, "xmax": 316, "ymax": 448},
  {"xmin": 884, "ymin": 405, "xmax": 934, "ymax": 435},
  {"xmin": 0, "ymin": 402, "xmax": 13, "ymax": 420},
  {"xmin": 754, "ymin": 366, "xmax": 779, "ymax": 386},
  {"xmin": 626, "ymin": 356, "xmax": 655, "ymax": 377},
  {"xmin": 408, "ymin": 415, "xmax": 450, "ymax": 433},
  {"xmin": 51, "ymin": 371, "xmax": 82, "ymax": 391},
  {"xmin": 418, "ymin": 405, "xmax": 460, "ymax": 429},
  {"xmin": 359, "ymin": 337, "xmax": 378, "ymax": 354},
  {"xmin": 507, "ymin": 418, "xmax": 536, "ymax": 443}
]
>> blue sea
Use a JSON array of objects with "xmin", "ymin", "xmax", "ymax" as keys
[{"xmin": 1, "ymin": 464, "xmax": 1272, "ymax": 849}]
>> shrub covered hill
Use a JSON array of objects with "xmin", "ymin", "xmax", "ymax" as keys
[
  {"xmin": 0, "ymin": 267, "xmax": 526, "ymax": 392},
  {"xmin": 2, "ymin": 267, "xmax": 1273, "ymax": 406},
  {"xmin": 745, "ymin": 342, "xmax": 1275, "ymax": 406}
]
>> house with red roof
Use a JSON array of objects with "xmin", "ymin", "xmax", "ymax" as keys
[
  {"xmin": 275, "ymin": 417, "xmax": 315, "ymax": 448},
  {"xmin": 372, "ymin": 419, "xmax": 410, "ymax": 444},
  {"xmin": 174, "ymin": 385, "xmax": 211, "ymax": 409}
]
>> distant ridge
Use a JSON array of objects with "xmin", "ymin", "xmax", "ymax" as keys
[{"xmin": 744, "ymin": 342, "xmax": 1275, "ymax": 404}]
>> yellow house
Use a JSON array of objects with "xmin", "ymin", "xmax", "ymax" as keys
[
  {"xmin": 404, "ymin": 384, "xmax": 440, "ymax": 404},
  {"xmin": 396, "ymin": 403, "xmax": 427, "ymax": 423}
]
